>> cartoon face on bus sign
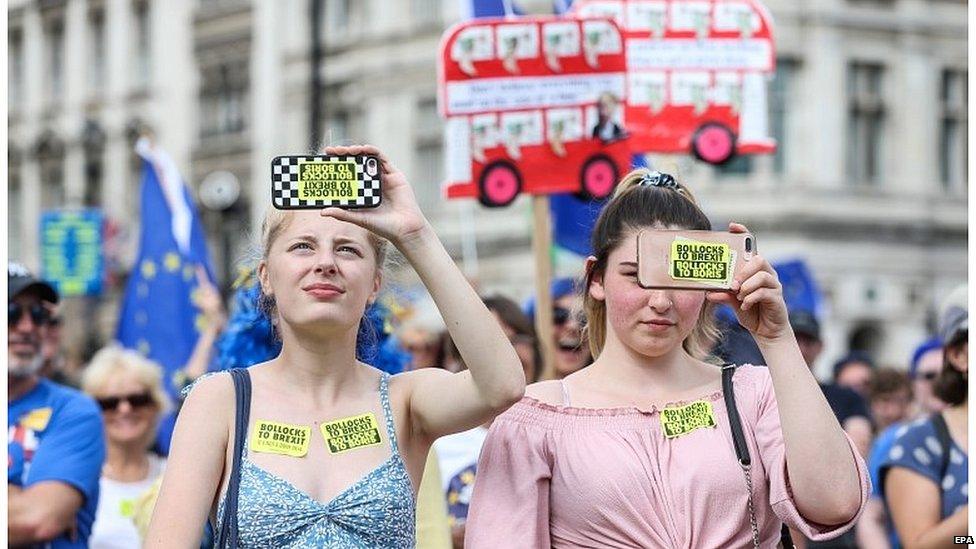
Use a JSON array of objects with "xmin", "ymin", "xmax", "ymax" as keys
[{"xmin": 439, "ymin": 16, "xmax": 633, "ymax": 207}]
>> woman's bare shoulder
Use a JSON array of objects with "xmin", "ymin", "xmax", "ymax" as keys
[{"xmin": 525, "ymin": 379, "xmax": 565, "ymax": 406}]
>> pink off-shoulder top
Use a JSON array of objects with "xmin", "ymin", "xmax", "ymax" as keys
[{"xmin": 465, "ymin": 365, "xmax": 869, "ymax": 548}]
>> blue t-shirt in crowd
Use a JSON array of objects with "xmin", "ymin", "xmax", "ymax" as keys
[
  {"xmin": 8, "ymin": 378, "xmax": 106, "ymax": 548},
  {"xmin": 867, "ymin": 422, "xmax": 905, "ymax": 548},
  {"xmin": 879, "ymin": 415, "xmax": 968, "ymax": 523}
]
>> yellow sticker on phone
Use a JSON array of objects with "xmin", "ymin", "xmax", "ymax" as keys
[
  {"xmin": 669, "ymin": 239, "xmax": 733, "ymax": 286},
  {"xmin": 660, "ymin": 400, "xmax": 717, "ymax": 439},
  {"xmin": 320, "ymin": 413, "xmax": 383, "ymax": 454},
  {"xmin": 251, "ymin": 421, "xmax": 311, "ymax": 457},
  {"xmin": 297, "ymin": 161, "xmax": 361, "ymax": 201}
]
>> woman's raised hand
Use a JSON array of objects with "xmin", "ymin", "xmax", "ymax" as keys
[
  {"xmin": 706, "ymin": 222, "xmax": 791, "ymax": 343},
  {"xmin": 318, "ymin": 145, "xmax": 430, "ymax": 246}
]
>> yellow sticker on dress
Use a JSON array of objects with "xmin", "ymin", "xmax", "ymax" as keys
[
  {"xmin": 669, "ymin": 239, "xmax": 733, "ymax": 287},
  {"xmin": 660, "ymin": 400, "xmax": 717, "ymax": 439},
  {"xmin": 251, "ymin": 421, "xmax": 311, "ymax": 457},
  {"xmin": 320, "ymin": 413, "xmax": 382, "ymax": 454}
]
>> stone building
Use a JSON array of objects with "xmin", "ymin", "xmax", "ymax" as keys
[{"xmin": 7, "ymin": 0, "xmax": 967, "ymax": 376}]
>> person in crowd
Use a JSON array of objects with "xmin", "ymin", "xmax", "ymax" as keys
[
  {"xmin": 38, "ymin": 302, "xmax": 75, "ymax": 386},
  {"xmin": 881, "ymin": 285, "xmax": 968, "ymax": 547},
  {"xmin": 833, "ymin": 351, "xmax": 876, "ymax": 399},
  {"xmin": 8, "ymin": 262, "xmax": 106, "ymax": 547},
  {"xmin": 867, "ymin": 368, "xmax": 913, "ymax": 434},
  {"xmin": 526, "ymin": 277, "xmax": 592, "ymax": 379},
  {"xmin": 790, "ymin": 310, "xmax": 873, "ymax": 459},
  {"xmin": 432, "ymin": 294, "xmax": 542, "ymax": 548},
  {"xmin": 82, "ymin": 346, "xmax": 172, "ymax": 549},
  {"xmin": 465, "ymin": 170, "xmax": 868, "ymax": 547},
  {"xmin": 397, "ymin": 300, "xmax": 449, "ymax": 370},
  {"xmin": 908, "ymin": 338, "xmax": 946, "ymax": 417},
  {"xmin": 146, "ymin": 145, "xmax": 525, "ymax": 547},
  {"xmin": 485, "ymin": 294, "xmax": 542, "ymax": 384},
  {"xmin": 858, "ymin": 340, "xmax": 945, "ymax": 548}
]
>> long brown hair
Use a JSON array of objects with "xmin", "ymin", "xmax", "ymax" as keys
[{"xmin": 583, "ymin": 169, "xmax": 721, "ymax": 361}]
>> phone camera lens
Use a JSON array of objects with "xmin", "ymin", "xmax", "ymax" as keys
[
  {"xmin": 745, "ymin": 238, "xmax": 753, "ymax": 253},
  {"xmin": 366, "ymin": 158, "xmax": 378, "ymax": 176}
]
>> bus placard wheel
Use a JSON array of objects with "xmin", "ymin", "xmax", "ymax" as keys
[
  {"xmin": 478, "ymin": 161, "xmax": 522, "ymax": 208},
  {"xmin": 577, "ymin": 154, "xmax": 618, "ymax": 200},
  {"xmin": 691, "ymin": 123, "xmax": 736, "ymax": 165}
]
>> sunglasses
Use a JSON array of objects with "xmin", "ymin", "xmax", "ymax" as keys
[
  {"xmin": 96, "ymin": 392, "xmax": 155, "ymax": 412},
  {"xmin": 553, "ymin": 307, "xmax": 584, "ymax": 327},
  {"xmin": 8, "ymin": 302, "xmax": 51, "ymax": 326}
]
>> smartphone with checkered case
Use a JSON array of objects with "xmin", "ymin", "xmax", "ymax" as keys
[{"xmin": 271, "ymin": 154, "xmax": 382, "ymax": 209}]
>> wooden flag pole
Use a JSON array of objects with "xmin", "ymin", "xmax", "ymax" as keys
[{"xmin": 531, "ymin": 194, "xmax": 557, "ymax": 381}]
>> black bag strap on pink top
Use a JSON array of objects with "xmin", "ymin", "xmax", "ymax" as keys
[
  {"xmin": 722, "ymin": 364, "xmax": 794, "ymax": 549},
  {"xmin": 216, "ymin": 368, "xmax": 252, "ymax": 548}
]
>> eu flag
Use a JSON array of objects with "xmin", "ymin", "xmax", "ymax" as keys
[{"xmin": 116, "ymin": 140, "xmax": 215, "ymax": 403}]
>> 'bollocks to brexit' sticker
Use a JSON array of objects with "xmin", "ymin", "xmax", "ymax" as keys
[
  {"xmin": 660, "ymin": 400, "xmax": 717, "ymax": 439},
  {"xmin": 669, "ymin": 239, "xmax": 734, "ymax": 287},
  {"xmin": 251, "ymin": 420, "xmax": 312, "ymax": 457},
  {"xmin": 320, "ymin": 413, "xmax": 383, "ymax": 454},
  {"xmin": 298, "ymin": 161, "xmax": 360, "ymax": 201}
]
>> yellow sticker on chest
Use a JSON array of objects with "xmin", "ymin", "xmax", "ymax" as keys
[
  {"xmin": 320, "ymin": 413, "xmax": 383, "ymax": 454},
  {"xmin": 251, "ymin": 421, "xmax": 311, "ymax": 457},
  {"xmin": 660, "ymin": 400, "xmax": 717, "ymax": 439}
]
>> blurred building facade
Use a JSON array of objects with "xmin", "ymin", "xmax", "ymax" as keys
[{"xmin": 7, "ymin": 0, "xmax": 967, "ymax": 376}]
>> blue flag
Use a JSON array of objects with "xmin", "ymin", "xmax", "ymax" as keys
[
  {"xmin": 774, "ymin": 259, "xmax": 822, "ymax": 314},
  {"xmin": 116, "ymin": 141, "xmax": 215, "ymax": 401},
  {"xmin": 463, "ymin": 0, "xmax": 523, "ymax": 18}
]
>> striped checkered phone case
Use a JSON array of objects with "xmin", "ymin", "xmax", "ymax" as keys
[{"xmin": 271, "ymin": 155, "xmax": 383, "ymax": 209}]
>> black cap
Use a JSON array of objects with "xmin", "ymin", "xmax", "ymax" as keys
[
  {"xmin": 789, "ymin": 310, "xmax": 820, "ymax": 340},
  {"xmin": 8, "ymin": 262, "xmax": 59, "ymax": 304}
]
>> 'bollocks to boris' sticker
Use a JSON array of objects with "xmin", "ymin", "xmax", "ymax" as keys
[
  {"xmin": 669, "ymin": 239, "xmax": 734, "ymax": 287},
  {"xmin": 251, "ymin": 420, "xmax": 312, "ymax": 457},
  {"xmin": 298, "ymin": 161, "xmax": 361, "ymax": 201},
  {"xmin": 320, "ymin": 413, "xmax": 383, "ymax": 454},
  {"xmin": 660, "ymin": 400, "xmax": 717, "ymax": 439}
]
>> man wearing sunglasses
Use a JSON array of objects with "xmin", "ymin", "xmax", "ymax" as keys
[{"xmin": 8, "ymin": 262, "xmax": 105, "ymax": 548}]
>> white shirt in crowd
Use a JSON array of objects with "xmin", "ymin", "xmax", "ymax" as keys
[{"xmin": 89, "ymin": 454, "xmax": 166, "ymax": 549}]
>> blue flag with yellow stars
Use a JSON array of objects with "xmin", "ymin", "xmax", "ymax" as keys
[{"xmin": 116, "ymin": 140, "xmax": 215, "ymax": 406}]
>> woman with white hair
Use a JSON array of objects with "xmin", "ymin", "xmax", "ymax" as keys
[{"xmin": 82, "ymin": 345, "xmax": 172, "ymax": 549}]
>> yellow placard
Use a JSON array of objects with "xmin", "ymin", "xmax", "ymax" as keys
[
  {"xmin": 20, "ymin": 408, "xmax": 53, "ymax": 431},
  {"xmin": 251, "ymin": 420, "xmax": 311, "ymax": 457},
  {"xmin": 669, "ymin": 239, "xmax": 733, "ymax": 286},
  {"xmin": 660, "ymin": 400, "xmax": 717, "ymax": 439},
  {"xmin": 320, "ymin": 413, "xmax": 383, "ymax": 454},
  {"xmin": 298, "ymin": 161, "xmax": 360, "ymax": 201}
]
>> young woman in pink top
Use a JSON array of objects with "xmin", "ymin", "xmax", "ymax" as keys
[{"xmin": 465, "ymin": 170, "xmax": 869, "ymax": 548}]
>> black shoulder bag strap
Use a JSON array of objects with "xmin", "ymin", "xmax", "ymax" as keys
[
  {"xmin": 722, "ymin": 364, "xmax": 794, "ymax": 549},
  {"xmin": 931, "ymin": 412, "xmax": 953, "ymax": 507},
  {"xmin": 216, "ymin": 368, "xmax": 251, "ymax": 548}
]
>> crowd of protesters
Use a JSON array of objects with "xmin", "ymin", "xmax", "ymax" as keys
[{"xmin": 8, "ymin": 152, "xmax": 968, "ymax": 547}]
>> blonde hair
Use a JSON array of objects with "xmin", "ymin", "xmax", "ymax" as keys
[
  {"xmin": 81, "ymin": 345, "xmax": 173, "ymax": 414},
  {"xmin": 583, "ymin": 168, "xmax": 722, "ymax": 361}
]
